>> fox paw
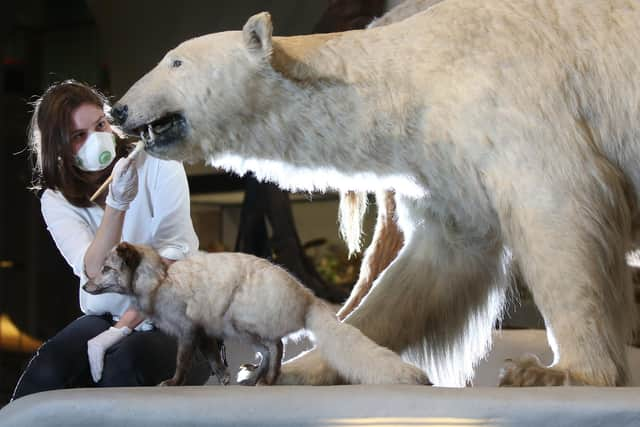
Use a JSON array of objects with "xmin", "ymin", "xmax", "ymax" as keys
[
  {"xmin": 215, "ymin": 371, "xmax": 231, "ymax": 385},
  {"xmin": 158, "ymin": 378, "xmax": 179, "ymax": 387},
  {"xmin": 499, "ymin": 354, "xmax": 572, "ymax": 386}
]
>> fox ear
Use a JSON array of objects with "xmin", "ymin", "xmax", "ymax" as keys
[
  {"xmin": 242, "ymin": 12, "xmax": 273, "ymax": 59},
  {"xmin": 116, "ymin": 242, "xmax": 141, "ymax": 271}
]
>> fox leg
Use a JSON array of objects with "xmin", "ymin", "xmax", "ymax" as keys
[
  {"xmin": 262, "ymin": 339, "xmax": 284, "ymax": 385},
  {"xmin": 237, "ymin": 337, "xmax": 271, "ymax": 386},
  {"xmin": 199, "ymin": 335, "xmax": 230, "ymax": 385},
  {"xmin": 237, "ymin": 339, "xmax": 283, "ymax": 385}
]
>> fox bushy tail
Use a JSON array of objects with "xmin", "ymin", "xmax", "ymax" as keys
[{"xmin": 303, "ymin": 300, "xmax": 429, "ymax": 385}]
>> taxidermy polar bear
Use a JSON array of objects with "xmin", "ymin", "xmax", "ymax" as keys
[{"xmin": 113, "ymin": 0, "xmax": 640, "ymax": 386}]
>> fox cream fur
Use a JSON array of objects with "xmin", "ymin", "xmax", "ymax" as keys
[
  {"xmin": 83, "ymin": 243, "xmax": 428, "ymax": 386},
  {"xmin": 114, "ymin": 0, "xmax": 640, "ymax": 386}
]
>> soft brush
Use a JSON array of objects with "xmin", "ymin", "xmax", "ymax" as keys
[{"xmin": 89, "ymin": 141, "xmax": 144, "ymax": 203}]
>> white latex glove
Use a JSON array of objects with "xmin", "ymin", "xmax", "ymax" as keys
[
  {"xmin": 106, "ymin": 157, "xmax": 138, "ymax": 211},
  {"xmin": 87, "ymin": 326, "xmax": 132, "ymax": 383}
]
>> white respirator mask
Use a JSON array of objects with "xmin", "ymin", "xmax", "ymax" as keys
[{"xmin": 74, "ymin": 132, "xmax": 116, "ymax": 172}]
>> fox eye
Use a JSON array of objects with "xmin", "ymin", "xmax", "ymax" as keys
[{"xmin": 172, "ymin": 59, "xmax": 182, "ymax": 68}]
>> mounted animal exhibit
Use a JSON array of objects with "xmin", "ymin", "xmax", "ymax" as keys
[{"xmin": 112, "ymin": 0, "xmax": 640, "ymax": 386}]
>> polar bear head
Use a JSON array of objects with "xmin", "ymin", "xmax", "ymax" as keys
[{"xmin": 112, "ymin": 12, "xmax": 277, "ymax": 163}]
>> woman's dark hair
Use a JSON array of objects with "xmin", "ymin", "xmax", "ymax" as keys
[{"xmin": 28, "ymin": 80, "xmax": 126, "ymax": 207}]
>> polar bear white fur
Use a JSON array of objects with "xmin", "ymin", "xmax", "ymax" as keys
[
  {"xmin": 113, "ymin": 0, "xmax": 640, "ymax": 386},
  {"xmin": 336, "ymin": 0, "xmax": 448, "ymax": 320}
]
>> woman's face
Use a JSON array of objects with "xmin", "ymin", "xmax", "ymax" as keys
[{"xmin": 69, "ymin": 103, "xmax": 112, "ymax": 155}]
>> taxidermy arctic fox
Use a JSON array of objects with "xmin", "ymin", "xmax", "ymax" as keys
[{"xmin": 83, "ymin": 242, "xmax": 428, "ymax": 386}]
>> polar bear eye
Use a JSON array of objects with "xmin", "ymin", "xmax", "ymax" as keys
[{"xmin": 172, "ymin": 59, "xmax": 182, "ymax": 68}]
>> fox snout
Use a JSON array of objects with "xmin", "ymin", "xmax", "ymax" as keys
[
  {"xmin": 83, "ymin": 279, "xmax": 129, "ymax": 295},
  {"xmin": 83, "ymin": 282, "xmax": 103, "ymax": 294}
]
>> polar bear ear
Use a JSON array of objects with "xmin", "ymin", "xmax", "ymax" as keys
[{"xmin": 242, "ymin": 12, "xmax": 273, "ymax": 58}]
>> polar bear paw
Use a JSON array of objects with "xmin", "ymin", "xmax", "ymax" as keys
[
  {"xmin": 382, "ymin": 361, "xmax": 431, "ymax": 385},
  {"xmin": 499, "ymin": 354, "xmax": 574, "ymax": 386},
  {"xmin": 355, "ymin": 348, "xmax": 430, "ymax": 385}
]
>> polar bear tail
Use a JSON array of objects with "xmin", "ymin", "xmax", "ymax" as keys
[
  {"xmin": 338, "ymin": 191, "xmax": 368, "ymax": 257},
  {"xmin": 304, "ymin": 299, "xmax": 430, "ymax": 385}
]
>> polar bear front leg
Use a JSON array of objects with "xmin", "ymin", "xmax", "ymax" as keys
[
  {"xmin": 501, "ymin": 165, "xmax": 634, "ymax": 386},
  {"xmin": 279, "ymin": 203, "xmax": 507, "ymax": 386},
  {"xmin": 278, "ymin": 227, "xmax": 435, "ymax": 386}
]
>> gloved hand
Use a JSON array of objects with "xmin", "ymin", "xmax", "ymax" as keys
[
  {"xmin": 87, "ymin": 326, "xmax": 132, "ymax": 383},
  {"xmin": 106, "ymin": 157, "xmax": 138, "ymax": 211}
]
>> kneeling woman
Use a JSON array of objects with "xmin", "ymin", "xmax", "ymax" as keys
[{"xmin": 12, "ymin": 80, "xmax": 210, "ymax": 400}]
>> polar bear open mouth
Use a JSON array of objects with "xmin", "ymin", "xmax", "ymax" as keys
[{"xmin": 133, "ymin": 113, "xmax": 187, "ymax": 148}]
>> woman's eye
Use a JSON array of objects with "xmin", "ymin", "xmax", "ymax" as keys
[
  {"xmin": 72, "ymin": 132, "xmax": 85, "ymax": 141},
  {"xmin": 101, "ymin": 266, "xmax": 111, "ymax": 274},
  {"xmin": 172, "ymin": 59, "xmax": 182, "ymax": 68},
  {"xmin": 96, "ymin": 121, "xmax": 105, "ymax": 130}
]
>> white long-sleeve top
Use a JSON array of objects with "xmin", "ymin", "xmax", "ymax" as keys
[{"xmin": 41, "ymin": 150, "xmax": 199, "ymax": 319}]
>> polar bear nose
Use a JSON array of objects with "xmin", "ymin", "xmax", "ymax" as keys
[{"xmin": 111, "ymin": 104, "xmax": 128, "ymax": 125}]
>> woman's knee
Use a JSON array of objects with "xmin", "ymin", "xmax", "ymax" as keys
[{"xmin": 12, "ymin": 347, "xmax": 80, "ymax": 399}]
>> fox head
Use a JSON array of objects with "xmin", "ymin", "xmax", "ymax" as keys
[{"xmin": 83, "ymin": 242, "xmax": 142, "ymax": 296}]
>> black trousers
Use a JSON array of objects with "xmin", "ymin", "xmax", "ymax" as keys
[{"xmin": 11, "ymin": 315, "xmax": 211, "ymax": 401}]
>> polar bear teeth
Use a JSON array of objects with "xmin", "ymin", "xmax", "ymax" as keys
[
  {"xmin": 140, "ymin": 124, "xmax": 155, "ymax": 145},
  {"xmin": 139, "ymin": 118, "xmax": 176, "ymax": 144},
  {"xmin": 135, "ymin": 114, "xmax": 186, "ymax": 147},
  {"xmin": 152, "ymin": 121, "xmax": 173, "ymax": 134}
]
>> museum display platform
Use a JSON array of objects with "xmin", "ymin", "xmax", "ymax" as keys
[
  {"xmin": 1, "ymin": 330, "xmax": 638, "ymax": 427},
  {"xmin": 2, "ymin": 384, "xmax": 639, "ymax": 427}
]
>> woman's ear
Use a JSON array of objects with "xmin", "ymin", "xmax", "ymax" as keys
[{"xmin": 116, "ymin": 242, "xmax": 142, "ymax": 271}]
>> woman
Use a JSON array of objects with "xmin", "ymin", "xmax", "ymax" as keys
[{"xmin": 12, "ymin": 80, "xmax": 210, "ymax": 400}]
